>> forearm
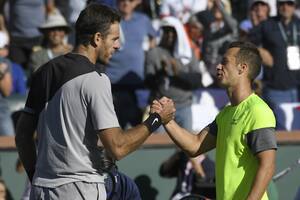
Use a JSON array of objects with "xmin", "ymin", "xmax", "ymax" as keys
[
  {"xmin": 258, "ymin": 48, "xmax": 273, "ymax": 67},
  {"xmin": 247, "ymin": 157, "xmax": 275, "ymax": 199},
  {"xmin": 100, "ymin": 124, "xmax": 151, "ymax": 161},
  {"xmin": 120, "ymin": 124, "xmax": 152, "ymax": 158},
  {"xmin": 164, "ymin": 120, "xmax": 200, "ymax": 157},
  {"xmin": 0, "ymin": 73, "xmax": 12, "ymax": 97}
]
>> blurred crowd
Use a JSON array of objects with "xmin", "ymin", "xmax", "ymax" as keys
[
  {"xmin": 0, "ymin": 0, "xmax": 300, "ymax": 136},
  {"xmin": 0, "ymin": 0, "xmax": 300, "ymax": 199}
]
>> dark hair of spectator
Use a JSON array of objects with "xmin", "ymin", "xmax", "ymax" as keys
[
  {"xmin": 228, "ymin": 41, "xmax": 262, "ymax": 81},
  {"xmin": 75, "ymin": 3, "xmax": 121, "ymax": 46}
]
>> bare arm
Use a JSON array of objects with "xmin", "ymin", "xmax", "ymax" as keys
[
  {"xmin": 99, "ymin": 125, "xmax": 151, "ymax": 160},
  {"xmin": 15, "ymin": 112, "xmax": 38, "ymax": 182},
  {"xmin": 258, "ymin": 48, "xmax": 273, "ymax": 67},
  {"xmin": 164, "ymin": 120, "xmax": 216, "ymax": 157},
  {"xmin": 0, "ymin": 63, "xmax": 12, "ymax": 97},
  {"xmin": 0, "ymin": 72, "xmax": 12, "ymax": 97},
  {"xmin": 247, "ymin": 149, "xmax": 276, "ymax": 200},
  {"xmin": 98, "ymin": 97, "xmax": 175, "ymax": 160}
]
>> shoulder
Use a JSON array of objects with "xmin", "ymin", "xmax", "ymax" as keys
[
  {"xmin": 247, "ymin": 94, "xmax": 276, "ymax": 128},
  {"xmin": 31, "ymin": 48, "xmax": 47, "ymax": 58},
  {"xmin": 133, "ymin": 12, "xmax": 151, "ymax": 22}
]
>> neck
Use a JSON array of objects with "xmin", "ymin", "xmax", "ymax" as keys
[
  {"xmin": 73, "ymin": 45, "xmax": 97, "ymax": 64},
  {"xmin": 226, "ymin": 80, "xmax": 253, "ymax": 106},
  {"xmin": 123, "ymin": 12, "xmax": 133, "ymax": 21},
  {"xmin": 282, "ymin": 16, "xmax": 293, "ymax": 25},
  {"xmin": 49, "ymin": 43, "xmax": 63, "ymax": 53}
]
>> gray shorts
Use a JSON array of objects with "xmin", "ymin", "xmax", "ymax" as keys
[{"xmin": 30, "ymin": 181, "xmax": 106, "ymax": 200}]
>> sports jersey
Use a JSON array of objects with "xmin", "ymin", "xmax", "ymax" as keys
[{"xmin": 209, "ymin": 93, "xmax": 277, "ymax": 200}]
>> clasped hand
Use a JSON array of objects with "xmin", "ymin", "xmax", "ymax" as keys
[{"xmin": 150, "ymin": 97, "xmax": 176, "ymax": 124}]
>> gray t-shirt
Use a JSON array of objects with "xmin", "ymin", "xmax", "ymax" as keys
[{"xmin": 24, "ymin": 53, "xmax": 119, "ymax": 188}]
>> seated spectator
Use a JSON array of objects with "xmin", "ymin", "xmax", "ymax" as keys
[
  {"xmin": 160, "ymin": 151, "xmax": 215, "ymax": 200},
  {"xmin": 0, "ymin": 31, "xmax": 27, "ymax": 95},
  {"xmin": 0, "ymin": 57, "xmax": 14, "ymax": 136},
  {"xmin": 29, "ymin": 10, "xmax": 72, "ymax": 74}
]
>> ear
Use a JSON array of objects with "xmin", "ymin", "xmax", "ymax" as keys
[
  {"xmin": 91, "ymin": 32, "xmax": 102, "ymax": 48},
  {"xmin": 238, "ymin": 63, "xmax": 247, "ymax": 75}
]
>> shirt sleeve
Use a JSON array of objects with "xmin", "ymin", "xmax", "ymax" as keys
[
  {"xmin": 85, "ymin": 73, "xmax": 119, "ymax": 131},
  {"xmin": 146, "ymin": 15, "xmax": 157, "ymax": 38},
  {"xmin": 208, "ymin": 120, "xmax": 218, "ymax": 136},
  {"xmin": 246, "ymin": 127, "xmax": 277, "ymax": 154},
  {"xmin": 24, "ymin": 65, "xmax": 49, "ymax": 116}
]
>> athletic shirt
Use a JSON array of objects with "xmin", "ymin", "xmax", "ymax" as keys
[
  {"xmin": 210, "ymin": 93, "xmax": 277, "ymax": 200},
  {"xmin": 24, "ymin": 53, "xmax": 120, "ymax": 188}
]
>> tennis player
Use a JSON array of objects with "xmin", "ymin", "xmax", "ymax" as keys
[{"xmin": 153, "ymin": 41, "xmax": 277, "ymax": 200}]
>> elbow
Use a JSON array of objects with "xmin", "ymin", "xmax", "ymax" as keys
[{"xmin": 108, "ymin": 145, "xmax": 127, "ymax": 161}]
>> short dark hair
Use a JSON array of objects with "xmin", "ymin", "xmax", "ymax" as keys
[
  {"xmin": 228, "ymin": 41, "xmax": 262, "ymax": 81},
  {"xmin": 75, "ymin": 3, "xmax": 121, "ymax": 46}
]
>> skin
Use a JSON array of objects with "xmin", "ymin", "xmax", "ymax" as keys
[
  {"xmin": 251, "ymin": 2, "xmax": 269, "ymax": 26},
  {"xmin": 118, "ymin": 0, "xmax": 141, "ymax": 21},
  {"xmin": 153, "ymin": 47, "xmax": 276, "ymax": 200},
  {"xmin": 0, "ymin": 62, "xmax": 12, "ymax": 97},
  {"xmin": 117, "ymin": 0, "xmax": 156, "ymax": 48},
  {"xmin": 15, "ymin": 21, "xmax": 176, "ymax": 182},
  {"xmin": 0, "ymin": 182, "xmax": 6, "ymax": 200},
  {"xmin": 278, "ymin": 1, "xmax": 296, "ymax": 25},
  {"xmin": 45, "ymin": 28, "xmax": 72, "ymax": 55}
]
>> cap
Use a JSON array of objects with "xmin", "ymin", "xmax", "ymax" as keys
[
  {"xmin": 39, "ymin": 10, "xmax": 71, "ymax": 33},
  {"xmin": 251, "ymin": 0, "xmax": 270, "ymax": 7}
]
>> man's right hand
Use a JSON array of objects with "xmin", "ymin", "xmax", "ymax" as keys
[{"xmin": 150, "ymin": 97, "xmax": 175, "ymax": 124}]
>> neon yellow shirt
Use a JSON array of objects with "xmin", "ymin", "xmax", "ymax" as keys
[{"xmin": 215, "ymin": 93, "xmax": 276, "ymax": 200}]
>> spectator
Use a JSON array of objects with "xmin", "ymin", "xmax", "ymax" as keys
[
  {"xmin": 145, "ymin": 16, "xmax": 201, "ymax": 132},
  {"xmin": 239, "ymin": 0, "xmax": 274, "ymax": 96},
  {"xmin": 201, "ymin": 0, "xmax": 238, "ymax": 87},
  {"xmin": 160, "ymin": 151, "xmax": 215, "ymax": 200},
  {"xmin": 239, "ymin": 0, "xmax": 271, "ymax": 39},
  {"xmin": 159, "ymin": 0, "xmax": 208, "ymax": 24},
  {"xmin": 106, "ymin": 0, "xmax": 157, "ymax": 129},
  {"xmin": 0, "ymin": 57, "xmax": 14, "ymax": 136},
  {"xmin": 6, "ymin": 0, "xmax": 46, "ymax": 69},
  {"xmin": 0, "ymin": 31, "xmax": 27, "ymax": 95},
  {"xmin": 185, "ymin": 15, "xmax": 214, "ymax": 87},
  {"xmin": 28, "ymin": 9, "xmax": 72, "ymax": 73},
  {"xmin": 249, "ymin": 0, "xmax": 300, "ymax": 129}
]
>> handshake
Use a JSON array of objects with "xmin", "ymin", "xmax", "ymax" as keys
[
  {"xmin": 143, "ymin": 97, "xmax": 176, "ymax": 133},
  {"xmin": 150, "ymin": 96, "xmax": 176, "ymax": 124}
]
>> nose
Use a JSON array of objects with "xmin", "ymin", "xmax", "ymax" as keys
[
  {"xmin": 114, "ymin": 40, "xmax": 121, "ymax": 50},
  {"xmin": 216, "ymin": 64, "xmax": 222, "ymax": 70}
]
